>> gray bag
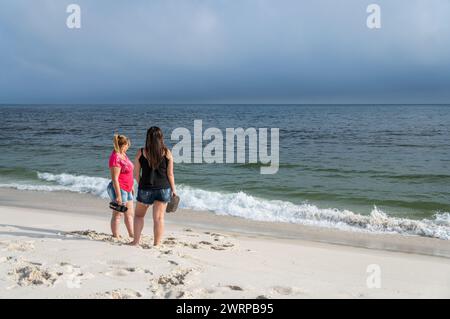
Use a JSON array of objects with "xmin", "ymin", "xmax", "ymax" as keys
[{"xmin": 166, "ymin": 195, "xmax": 180, "ymax": 213}]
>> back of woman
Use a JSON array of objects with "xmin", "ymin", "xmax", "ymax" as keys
[
  {"xmin": 131, "ymin": 126, "xmax": 176, "ymax": 247},
  {"xmin": 106, "ymin": 133, "xmax": 135, "ymax": 239},
  {"xmin": 138, "ymin": 148, "xmax": 171, "ymax": 190}
]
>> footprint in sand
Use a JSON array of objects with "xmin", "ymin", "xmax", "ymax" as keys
[
  {"xmin": 8, "ymin": 261, "xmax": 57, "ymax": 287},
  {"xmin": 55, "ymin": 262, "xmax": 93, "ymax": 288},
  {"xmin": 271, "ymin": 286, "xmax": 304, "ymax": 296},
  {"xmin": 0, "ymin": 256, "xmax": 8, "ymax": 264},
  {"xmin": 96, "ymin": 289, "xmax": 143, "ymax": 299},
  {"xmin": 67, "ymin": 230, "xmax": 145, "ymax": 246},
  {"xmin": 226, "ymin": 285, "xmax": 244, "ymax": 291},
  {"xmin": 68, "ymin": 230, "xmax": 235, "ymax": 255},
  {"xmin": 106, "ymin": 269, "xmax": 131, "ymax": 277},
  {"xmin": 211, "ymin": 246, "xmax": 226, "ymax": 251},
  {"xmin": 3, "ymin": 256, "xmax": 21, "ymax": 264},
  {"xmin": 210, "ymin": 242, "xmax": 235, "ymax": 250},
  {"xmin": 104, "ymin": 265, "xmax": 152, "ymax": 278},
  {"xmin": 149, "ymin": 268, "xmax": 195, "ymax": 299},
  {"xmin": 106, "ymin": 259, "xmax": 129, "ymax": 266},
  {"xmin": 183, "ymin": 229, "xmax": 200, "ymax": 237},
  {"xmin": 271, "ymin": 286, "xmax": 293, "ymax": 295},
  {"xmin": 197, "ymin": 232, "xmax": 236, "ymax": 251},
  {"xmin": 68, "ymin": 230, "xmax": 164, "ymax": 251},
  {"xmin": 59, "ymin": 262, "xmax": 72, "ymax": 267},
  {"xmin": 187, "ymin": 287, "xmax": 216, "ymax": 298},
  {"xmin": 162, "ymin": 238, "xmax": 177, "ymax": 246},
  {"xmin": 105, "ymin": 266, "xmax": 143, "ymax": 277},
  {"xmin": 156, "ymin": 247, "xmax": 173, "ymax": 255},
  {"xmin": 157, "ymin": 268, "xmax": 194, "ymax": 286},
  {"xmin": 210, "ymin": 233, "xmax": 224, "ymax": 237},
  {"xmin": 0, "ymin": 240, "xmax": 35, "ymax": 252}
]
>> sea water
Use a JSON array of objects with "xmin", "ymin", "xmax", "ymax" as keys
[{"xmin": 1, "ymin": 104, "xmax": 449, "ymax": 239}]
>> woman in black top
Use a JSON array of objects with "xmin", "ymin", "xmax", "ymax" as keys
[{"xmin": 131, "ymin": 127, "xmax": 177, "ymax": 247}]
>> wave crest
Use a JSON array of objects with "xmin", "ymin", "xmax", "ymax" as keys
[
  {"xmin": 0, "ymin": 172, "xmax": 448, "ymax": 240},
  {"xmin": 178, "ymin": 185, "xmax": 450, "ymax": 240}
]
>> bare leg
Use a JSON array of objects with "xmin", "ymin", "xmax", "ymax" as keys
[
  {"xmin": 131, "ymin": 202, "xmax": 148, "ymax": 246},
  {"xmin": 111, "ymin": 211, "xmax": 121, "ymax": 238},
  {"xmin": 124, "ymin": 201, "xmax": 134, "ymax": 238},
  {"xmin": 153, "ymin": 201, "xmax": 168, "ymax": 246}
]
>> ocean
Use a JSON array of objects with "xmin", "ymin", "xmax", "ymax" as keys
[{"xmin": 1, "ymin": 104, "xmax": 449, "ymax": 239}]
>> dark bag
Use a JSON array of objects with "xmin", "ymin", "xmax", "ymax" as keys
[
  {"xmin": 109, "ymin": 201, "xmax": 128, "ymax": 213},
  {"xmin": 166, "ymin": 195, "xmax": 180, "ymax": 213}
]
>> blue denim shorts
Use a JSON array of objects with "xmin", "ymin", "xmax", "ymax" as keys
[
  {"xmin": 136, "ymin": 188, "xmax": 171, "ymax": 205},
  {"xmin": 107, "ymin": 182, "xmax": 134, "ymax": 202}
]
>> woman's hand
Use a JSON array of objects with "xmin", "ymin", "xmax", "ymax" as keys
[
  {"xmin": 116, "ymin": 198, "xmax": 123, "ymax": 206},
  {"xmin": 166, "ymin": 150, "xmax": 177, "ymax": 198}
]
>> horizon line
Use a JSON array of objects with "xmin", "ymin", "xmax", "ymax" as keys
[{"xmin": 1, "ymin": 103, "xmax": 450, "ymax": 106}]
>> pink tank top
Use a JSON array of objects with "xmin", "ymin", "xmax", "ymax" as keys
[{"xmin": 109, "ymin": 150, "xmax": 134, "ymax": 192}]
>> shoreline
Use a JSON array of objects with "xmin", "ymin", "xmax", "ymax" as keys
[
  {"xmin": 1, "ymin": 188, "xmax": 450, "ymax": 298},
  {"xmin": 1, "ymin": 188, "xmax": 449, "ymax": 258}
]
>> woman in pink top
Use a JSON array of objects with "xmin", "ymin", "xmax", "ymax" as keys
[{"xmin": 107, "ymin": 134, "xmax": 134, "ymax": 238}]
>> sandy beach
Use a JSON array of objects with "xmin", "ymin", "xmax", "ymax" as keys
[
  {"xmin": 0, "ymin": 188, "xmax": 449, "ymax": 299},
  {"xmin": 2, "ymin": 0, "xmax": 450, "ymax": 302}
]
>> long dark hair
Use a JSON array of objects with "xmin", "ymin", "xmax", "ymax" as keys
[{"xmin": 144, "ymin": 127, "xmax": 167, "ymax": 169}]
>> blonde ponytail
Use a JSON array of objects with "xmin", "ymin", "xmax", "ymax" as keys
[{"xmin": 113, "ymin": 133, "xmax": 130, "ymax": 153}]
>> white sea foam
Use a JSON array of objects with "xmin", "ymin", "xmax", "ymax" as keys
[
  {"xmin": 0, "ymin": 172, "xmax": 110, "ymax": 198},
  {"xmin": 0, "ymin": 183, "xmax": 73, "ymax": 192},
  {"xmin": 177, "ymin": 185, "xmax": 450, "ymax": 240},
  {"xmin": 37, "ymin": 172, "xmax": 110, "ymax": 198},
  {"xmin": 0, "ymin": 172, "xmax": 449, "ymax": 240}
]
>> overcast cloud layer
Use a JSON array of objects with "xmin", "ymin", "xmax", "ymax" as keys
[{"xmin": 0, "ymin": 0, "xmax": 449, "ymax": 104}]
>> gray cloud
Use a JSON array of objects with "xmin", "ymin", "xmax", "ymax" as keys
[{"xmin": 0, "ymin": 0, "xmax": 449, "ymax": 103}]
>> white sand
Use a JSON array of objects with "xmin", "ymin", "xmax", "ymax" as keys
[{"xmin": 0, "ymin": 190, "xmax": 449, "ymax": 299}]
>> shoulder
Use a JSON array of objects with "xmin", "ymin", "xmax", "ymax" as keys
[
  {"xmin": 109, "ymin": 150, "xmax": 120, "ymax": 167},
  {"xmin": 109, "ymin": 150, "xmax": 118, "ymax": 160},
  {"xmin": 165, "ymin": 148, "xmax": 173, "ymax": 161}
]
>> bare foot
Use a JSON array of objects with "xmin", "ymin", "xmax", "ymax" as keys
[{"xmin": 127, "ymin": 242, "xmax": 140, "ymax": 247}]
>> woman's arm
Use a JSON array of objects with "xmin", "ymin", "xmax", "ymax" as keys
[
  {"xmin": 166, "ymin": 149, "xmax": 177, "ymax": 197},
  {"xmin": 110, "ymin": 166, "xmax": 122, "ymax": 205},
  {"xmin": 133, "ymin": 149, "xmax": 142, "ymax": 188}
]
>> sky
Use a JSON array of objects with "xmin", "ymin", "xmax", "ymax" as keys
[{"xmin": 0, "ymin": 0, "xmax": 449, "ymax": 104}]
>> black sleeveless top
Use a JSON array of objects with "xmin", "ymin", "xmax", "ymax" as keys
[{"xmin": 138, "ymin": 148, "xmax": 171, "ymax": 190}]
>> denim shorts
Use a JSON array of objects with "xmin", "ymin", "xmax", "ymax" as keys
[
  {"xmin": 136, "ymin": 188, "xmax": 171, "ymax": 205},
  {"xmin": 107, "ymin": 182, "xmax": 134, "ymax": 203}
]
